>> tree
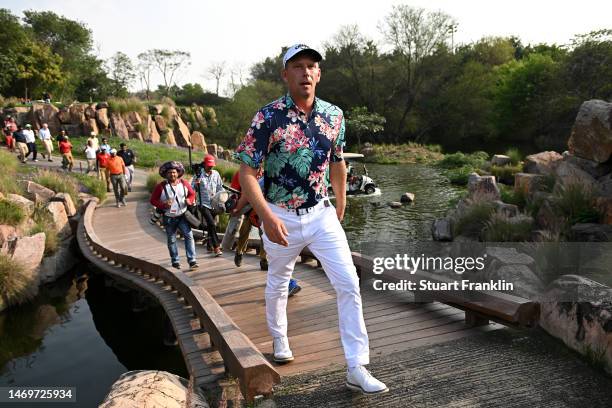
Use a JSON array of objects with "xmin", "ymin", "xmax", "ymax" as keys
[
  {"xmin": 207, "ymin": 61, "xmax": 225, "ymax": 95},
  {"xmin": 565, "ymin": 29, "xmax": 612, "ymax": 100},
  {"xmin": 250, "ymin": 50, "xmax": 285, "ymax": 84},
  {"xmin": 379, "ymin": 5, "xmax": 456, "ymax": 135},
  {"xmin": 136, "ymin": 51, "xmax": 155, "ymax": 100},
  {"xmin": 145, "ymin": 49, "xmax": 190, "ymax": 96},
  {"xmin": 346, "ymin": 107, "xmax": 386, "ymax": 148},
  {"xmin": 107, "ymin": 51, "xmax": 135, "ymax": 97},
  {"xmin": 15, "ymin": 39, "xmax": 63, "ymax": 99}
]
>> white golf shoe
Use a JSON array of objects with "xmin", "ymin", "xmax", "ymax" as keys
[
  {"xmin": 272, "ymin": 337, "xmax": 294, "ymax": 363},
  {"xmin": 346, "ymin": 365, "xmax": 389, "ymax": 395}
]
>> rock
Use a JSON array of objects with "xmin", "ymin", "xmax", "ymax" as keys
[
  {"xmin": 432, "ymin": 218, "xmax": 452, "ymax": 241},
  {"xmin": 195, "ymin": 109, "xmax": 207, "ymax": 127},
  {"xmin": 4, "ymin": 106, "xmax": 31, "ymax": 126},
  {"xmin": 567, "ymin": 99, "xmax": 612, "ymax": 163},
  {"xmin": 68, "ymin": 103, "xmax": 87, "ymax": 124},
  {"xmin": 523, "ymin": 151, "xmax": 563, "ymax": 175},
  {"xmin": 5, "ymin": 233, "xmax": 46, "ymax": 286},
  {"xmin": 388, "ymin": 201, "xmax": 402, "ymax": 208},
  {"xmin": 569, "ymin": 223, "xmax": 612, "ymax": 242},
  {"xmin": 50, "ymin": 192, "xmax": 77, "ymax": 217},
  {"xmin": 6, "ymin": 194, "xmax": 34, "ymax": 214},
  {"xmin": 467, "ymin": 173, "xmax": 500, "ymax": 201},
  {"xmin": 110, "ymin": 113, "xmax": 129, "ymax": 140},
  {"xmin": 38, "ymin": 240, "xmax": 78, "ymax": 284},
  {"xmin": 99, "ymin": 370, "xmax": 209, "ymax": 408},
  {"xmin": 62, "ymin": 124, "xmax": 82, "ymax": 137},
  {"xmin": 536, "ymin": 200, "xmax": 558, "ymax": 230},
  {"xmin": 598, "ymin": 173, "xmax": 612, "ymax": 198},
  {"xmin": 57, "ymin": 107, "xmax": 71, "ymax": 123},
  {"xmin": 145, "ymin": 115, "xmax": 160, "ymax": 143},
  {"xmin": 151, "ymin": 104, "xmax": 164, "ymax": 116},
  {"xmin": 125, "ymin": 112, "xmax": 144, "ymax": 141},
  {"xmin": 596, "ymin": 197, "xmax": 612, "ymax": 225},
  {"xmin": 564, "ymin": 154, "xmax": 612, "ymax": 179},
  {"xmin": 491, "ymin": 154, "xmax": 512, "ymax": 166},
  {"xmin": 206, "ymin": 143, "xmax": 218, "ymax": 157},
  {"xmin": 45, "ymin": 201, "xmax": 69, "ymax": 235},
  {"xmin": 83, "ymin": 118, "xmax": 99, "ymax": 136},
  {"xmin": 96, "ymin": 102, "xmax": 109, "ymax": 109},
  {"xmin": 361, "ymin": 147, "xmax": 375, "ymax": 157},
  {"xmin": 538, "ymin": 275, "xmax": 612, "ymax": 375},
  {"xmin": 554, "ymin": 161, "xmax": 598, "ymax": 192},
  {"xmin": 221, "ymin": 150, "xmax": 232, "ymax": 161},
  {"xmin": 485, "ymin": 246, "xmax": 535, "ymax": 266},
  {"xmin": 154, "ymin": 115, "xmax": 168, "ymax": 132},
  {"xmin": 514, "ymin": 173, "xmax": 549, "ymax": 195},
  {"xmin": 492, "ymin": 200, "xmax": 519, "ymax": 217},
  {"xmin": 21, "ymin": 180, "xmax": 55, "ymax": 203},
  {"xmin": 96, "ymin": 108, "xmax": 110, "ymax": 129},
  {"xmin": 0, "ymin": 225, "xmax": 18, "ymax": 246},
  {"xmin": 486, "ymin": 263, "xmax": 544, "ymax": 299},
  {"xmin": 172, "ymin": 116, "xmax": 191, "ymax": 147},
  {"xmin": 31, "ymin": 102, "xmax": 61, "ymax": 134},
  {"xmin": 400, "ymin": 192, "xmax": 415, "ymax": 203},
  {"xmin": 190, "ymin": 131, "xmax": 207, "ymax": 152},
  {"xmin": 85, "ymin": 104, "xmax": 97, "ymax": 119}
]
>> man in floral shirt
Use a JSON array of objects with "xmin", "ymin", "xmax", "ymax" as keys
[{"xmin": 236, "ymin": 44, "xmax": 387, "ymax": 395}]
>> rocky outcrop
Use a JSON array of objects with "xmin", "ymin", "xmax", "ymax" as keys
[
  {"xmin": 431, "ymin": 218, "xmax": 452, "ymax": 241},
  {"xmin": 38, "ymin": 240, "xmax": 78, "ymax": 284},
  {"xmin": 45, "ymin": 201, "xmax": 69, "ymax": 235},
  {"xmin": 50, "ymin": 192, "xmax": 77, "ymax": 217},
  {"xmin": 110, "ymin": 113, "xmax": 129, "ymax": 140},
  {"xmin": 6, "ymin": 193, "xmax": 34, "ymax": 213},
  {"xmin": 467, "ymin": 173, "xmax": 500, "ymax": 201},
  {"xmin": 514, "ymin": 173, "xmax": 548, "ymax": 195},
  {"xmin": 96, "ymin": 108, "xmax": 110, "ymax": 130},
  {"xmin": 99, "ymin": 370, "xmax": 209, "ymax": 408},
  {"xmin": 554, "ymin": 161, "xmax": 598, "ymax": 192},
  {"xmin": 31, "ymin": 103, "xmax": 61, "ymax": 134},
  {"xmin": 595, "ymin": 197, "xmax": 612, "ymax": 225},
  {"xmin": 563, "ymin": 153, "xmax": 612, "ymax": 179},
  {"xmin": 69, "ymin": 103, "xmax": 87, "ymax": 125},
  {"xmin": 524, "ymin": 151, "xmax": 563, "ymax": 175},
  {"xmin": 21, "ymin": 180, "xmax": 55, "ymax": 204},
  {"xmin": 83, "ymin": 118, "xmax": 99, "ymax": 136},
  {"xmin": 491, "ymin": 154, "xmax": 511, "ymax": 166},
  {"xmin": 539, "ymin": 275, "xmax": 612, "ymax": 375},
  {"xmin": 146, "ymin": 115, "xmax": 160, "ymax": 144},
  {"xmin": 190, "ymin": 131, "xmax": 207, "ymax": 152},
  {"xmin": 125, "ymin": 112, "xmax": 144, "ymax": 141},
  {"xmin": 1, "ymin": 233, "xmax": 46, "ymax": 285},
  {"xmin": 568, "ymin": 99, "xmax": 612, "ymax": 163},
  {"xmin": 569, "ymin": 223, "xmax": 612, "ymax": 242},
  {"xmin": 172, "ymin": 116, "xmax": 191, "ymax": 147},
  {"xmin": 0, "ymin": 225, "xmax": 17, "ymax": 246},
  {"xmin": 484, "ymin": 247, "xmax": 543, "ymax": 299}
]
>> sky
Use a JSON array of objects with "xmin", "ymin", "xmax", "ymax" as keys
[{"xmin": 4, "ymin": 0, "xmax": 611, "ymax": 95}]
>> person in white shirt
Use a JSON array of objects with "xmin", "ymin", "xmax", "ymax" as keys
[
  {"xmin": 38, "ymin": 123, "xmax": 53, "ymax": 162},
  {"xmin": 23, "ymin": 124, "xmax": 38, "ymax": 161},
  {"xmin": 87, "ymin": 132, "xmax": 99, "ymax": 151},
  {"xmin": 84, "ymin": 140, "xmax": 97, "ymax": 174}
]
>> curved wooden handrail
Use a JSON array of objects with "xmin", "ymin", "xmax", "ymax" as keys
[{"xmin": 77, "ymin": 199, "xmax": 280, "ymax": 402}]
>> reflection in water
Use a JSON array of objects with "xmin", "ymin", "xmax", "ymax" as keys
[
  {"xmin": 0, "ymin": 262, "xmax": 187, "ymax": 408},
  {"xmin": 343, "ymin": 163, "xmax": 461, "ymax": 249}
]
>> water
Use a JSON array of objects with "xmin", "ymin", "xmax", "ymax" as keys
[{"xmin": 0, "ymin": 264, "xmax": 187, "ymax": 408}]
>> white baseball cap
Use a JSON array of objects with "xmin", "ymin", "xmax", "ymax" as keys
[{"xmin": 283, "ymin": 44, "xmax": 322, "ymax": 67}]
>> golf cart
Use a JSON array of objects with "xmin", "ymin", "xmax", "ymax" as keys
[{"xmin": 344, "ymin": 153, "xmax": 381, "ymax": 196}]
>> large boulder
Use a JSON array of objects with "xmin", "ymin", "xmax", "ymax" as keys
[
  {"xmin": 110, "ymin": 113, "xmax": 129, "ymax": 140},
  {"xmin": 31, "ymin": 103, "xmax": 61, "ymax": 134},
  {"xmin": 596, "ymin": 197, "xmax": 612, "ymax": 225},
  {"xmin": 491, "ymin": 154, "xmax": 512, "ymax": 166},
  {"xmin": 5, "ymin": 106, "xmax": 31, "ymax": 126},
  {"xmin": 206, "ymin": 143, "xmax": 219, "ymax": 157},
  {"xmin": 190, "ymin": 131, "xmax": 207, "ymax": 152},
  {"xmin": 99, "ymin": 370, "xmax": 209, "ymax": 408},
  {"xmin": 62, "ymin": 124, "xmax": 82, "ymax": 137},
  {"xmin": 68, "ymin": 103, "xmax": 87, "ymax": 124},
  {"xmin": 554, "ymin": 161, "xmax": 598, "ymax": 192},
  {"xmin": 485, "ymin": 263, "xmax": 544, "ymax": 299},
  {"xmin": 523, "ymin": 151, "xmax": 563, "ymax": 175},
  {"xmin": 45, "ymin": 201, "xmax": 69, "ymax": 235},
  {"xmin": 85, "ymin": 104, "xmax": 97, "ymax": 120},
  {"xmin": 563, "ymin": 152, "xmax": 612, "ymax": 179},
  {"xmin": 125, "ymin": 111, "xmax": 144, "ymax": 141},
  {"xmin": 431, "ymin": 218, "xmax": 452, "ymax": 241},
  {"xmin": 539, "ymin": 275, "xmax": 612, "ymax": 375},
  {"xmin": 599, "ymin": 173, "xmax": 612, "ymax": 198},
  {"xmin": 38, "ymin": 240, "xmax": 79, "ymax": 284},
  {"xmin": 83, "ymin": 118, "xmax": 99, "ymax": 137},
  {"xmin": 50, "ymin": 192, "xmax": 77, "ymax": 217},
  {"xmin": 96, "ymin": 108, "xmax": 110, "ymax": 130},
  {"xmin": 154, "ymin": 115, "xmax": 168, "ymax": 132},
  {"xmin": 145, "ymin": 115, "xmax": 161, "ymax": 144},
  {"xmin": 467, "ymin": 173, "xmax": 500, "ymax": 201},
  {"xmin": 0, "ymin": 225, "xmax": 18, "ymax": 246},
  {"xmin": 569, "ymin": 223, "xmax": 612, "ymax": 242},
  {"xmin": 57, "ymin": 107, "xmax": 71, "ymax": 124},
  {"xmin": 2, "ymin": 233, "xmax": 46, "ymax": 287},
  {"xmin": 172, "ymin": 116, "xmax": 191, "ymax": 147},
  {"xmin": 6, "ymin": 193, "xmax": 34, "ymax": 214},
  {"xmin": 567, "ymin": 99, "xmax": 612, "ymax": 163},
  {"xmin": 21, "ymin": 180, "xmax": 55, "ymax": 204}
]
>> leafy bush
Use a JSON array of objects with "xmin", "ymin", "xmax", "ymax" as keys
[
  {"xmin": 505, "ymin": 148, "xmax": 522, "ymax": 165},
  {"xmin": 444, "ymin": 165, "xmax": 475, "ymax": 186},
  {"xmin": 482, "ymin": 213, "xmax": 533, "ymax": 242},
  {"xmin": 0, "ymin": 254, "xmax": 36, "ymax": 307},
  {"xmin": 0, "ymin": 200, "xmax": 25, "ymax": 226},
  {"xmin": 453, "ymin": 201, "xmax": 495, "ymax": 238},
  {"xmin": 437, "ymin": 151, "xmax": 489, "ymax": 169}
]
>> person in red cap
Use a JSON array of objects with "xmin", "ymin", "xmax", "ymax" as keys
[{"xmin": 192, "ymin": 154, "xmax": 224, "ymax": 256}]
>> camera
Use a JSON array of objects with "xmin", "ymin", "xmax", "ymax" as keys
[
  {"xmin": 149, "ymin": 207, "xmax": 163, "ymax": 224},
  {"xmin": 225, "ymin": 194, "xmax": 238, "ymax": 213}
]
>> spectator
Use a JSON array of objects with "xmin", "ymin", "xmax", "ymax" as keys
[
  {"xmin": 100, "ymin": 137, "xmax": 111, "ymax": 155},
  {"xmin": 3, "ymin": 126, "xmax": 14, "ymax": 152},
  {"xmin": 150, "ymin": 161, "xmax": 198, "ymax": 270},
  {"xmin": 87, "ymin": 132, "xmax": 99, "ymax": 151},
  {"xmin": 13, "ymin": 126, "xmax": 28, "ymax": 163},
  {"xmin": 42, "ymin": 91, "xmax": 51, "ymax": 103},
  {"xmin": 192, "ymin": 154, "xmax": 224, "ymax": 256},
  {"xmin": 107, "ymin": 149, "xmax": 128, "ymax": 207},
  {"xmin": 38, "ymin": 123, "xmax": 54, "ymax": 162},
  {"xmin": 58, "ymin": 136, "xmax": 74, "ymax": 171},
  {"xmin": 96, "ymin": 147, "xmax": 111, "ymax": 192},
  {"xmin": 84, "ymin": 140, "xmax": 97, "ymax": 174},
  {"xmin": 23, "ymin": 124, "xmax": 37, "ymax": 161},
  {"xmin": 117, "ymin": 142, "xmax": 136, "ymax": 192}
]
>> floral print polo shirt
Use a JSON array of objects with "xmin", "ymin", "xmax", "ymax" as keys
[{"xmin": 236, "ymin": 93, "xmax": 345, "ymax": 210}]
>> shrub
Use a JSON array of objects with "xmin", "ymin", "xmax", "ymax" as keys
[
  {"xmin": 0, "ymin": 254, "xmax": 36, "ymax": 307},
  {"xmin": 453, "ymin": 201, "xmax": 495, "ymax": 238},
  {"xmin": 0, "ymin": 150, "xmax": 22, "ymax": 195},
  {"xmin": 444, "ymin": 165, "xmax": 475, "ymax": 186},
  {"xmin": 437, "ymin": 151, "xmax": 489, "ymax": 170},
  {"xmin": 108, "ymin": 97, "xmax": 147, "ymax": 118},
  {"xmin": 0, "ymin": 199, "xmax": 25, "ymax": 226},
  {"xmin": 500, "ymin": 184, "xmax": 527, "ymax": 209},
  {"xmin": 482, "ymin": 213, "xmax": 533, "ymax": 242},
  {"xmin": 71, "ymin": 173, "xmax": 107, "ymax": 201},
  {"xmin": 505, "ymin": 148, "xmax": 522, "ymax": 165},
  {"xmin": 553, "ymin": 183, "xmax": 600, "ymax": 226},
  {"xmin": 33, "ymin": 170, "xmax": 79, "ymax": 204},
  {"xmin": 491, "ymin": 164, "xmax": 522, "ymax": 183}
]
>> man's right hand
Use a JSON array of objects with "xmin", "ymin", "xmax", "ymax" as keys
[{"xmin": 262, "ymin": 213, "xmax": 289, "ymax": 246}]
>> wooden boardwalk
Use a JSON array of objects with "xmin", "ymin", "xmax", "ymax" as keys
[{"xmin": 91, "ymin": 184, "xmax": 501, "ymax": 378}]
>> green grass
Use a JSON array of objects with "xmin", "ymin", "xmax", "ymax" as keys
[
  {"xmin": 33, "ymin": 170, "xmax": 79, "ymax": 204},
  {"xmin": 0, "ymin": 150, "xmax": 23, "ymax": 195},
  {"xmin": 437, "ymin": 151, "xmax": 489, "ymax": 169},
  {"xmin": 362, "ymin": 143, "xmax": 444, "ymax": 164},
  {"xmin": 505, "ymin": 148, "xmax": 522, "ymax": 165},
  {"xmin": 500, "ymin": 184, "xmax": 527, "ymax": 209},
  {"xmin": 0, "ymin": 254, "xmax": 36, "ymax": 307},
  {"xmin": 443, "ymin": 165, "xmax": 475, "ymax": 186},
  {"xmin": 482, "ymin": 213, "xmax": 533, "ymax": 242},
  {"xmin": 490, "ymin": 163, "xmax": 522, "ymax": 182},
  {"xmin": 553, "ymin": 183, "xmax": 600, "ymax": 226},
  {"xmin": 146, "ymin": 172, "xmax": 163, "ymax": 193},
  {"xmin": 0, "ymin": 199, "xmax": 25, "ymax": 226},
  {"xmin": 71, "ymin": 173, "xmax": 107, "ymax": 201},
  {"xmin": 29, "ymin": 205, "xmax": 58, "ymax": 256},
  {"xmin": 453, "ymin": 201, "xmax": 495, "ymax": 238},
  {"xmin": 108, "ymin": 97, "xmax": 148, "ymax": 118}
]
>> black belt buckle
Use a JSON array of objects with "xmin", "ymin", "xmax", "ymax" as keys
[{"xmin": 323, "ymin": 199, "xmax": 330, "ymax": 207}]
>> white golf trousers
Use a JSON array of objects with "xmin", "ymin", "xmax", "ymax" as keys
[{"xmin": 262, "ymin": 199, "xmax": 370, "ymax": 367}]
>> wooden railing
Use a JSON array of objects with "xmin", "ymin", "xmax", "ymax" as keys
[{"xmin": 77, "ymin": 199, "xmax": 280, "ymax": 402}]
